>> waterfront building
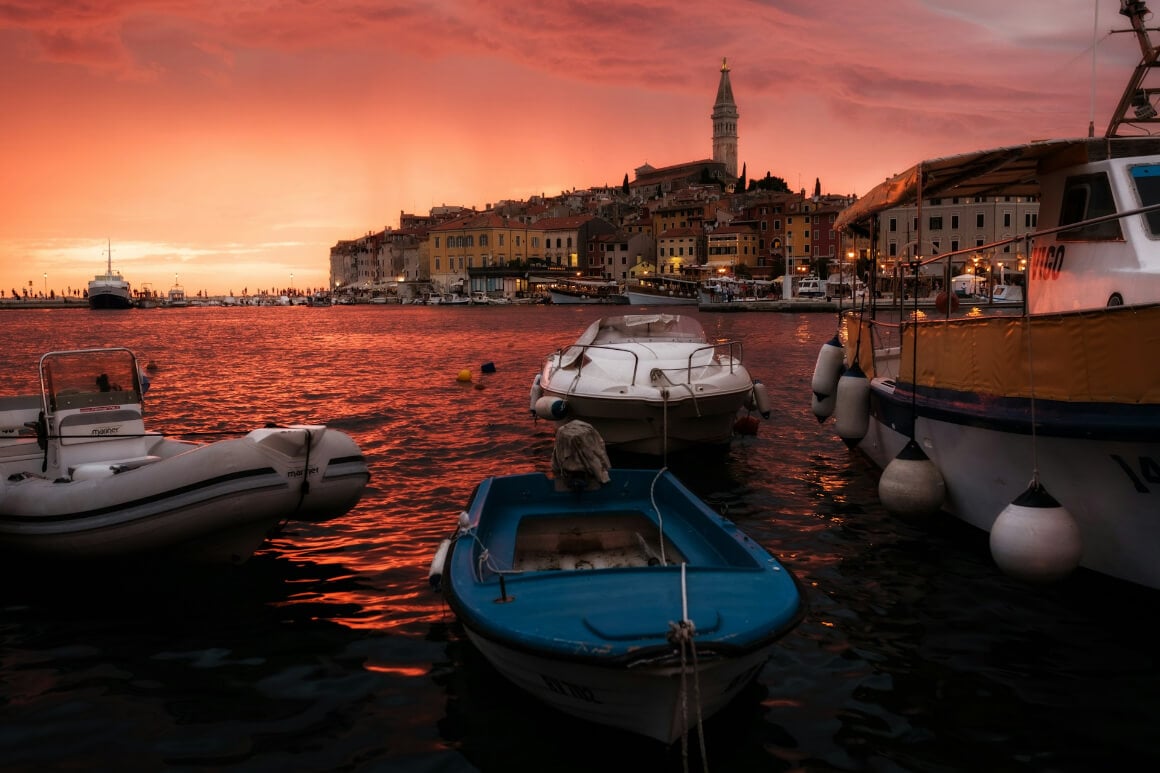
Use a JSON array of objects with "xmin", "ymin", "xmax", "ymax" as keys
[{"xmin": 874, "ymin": 195, "xmax": 1040, "ymax": 285}]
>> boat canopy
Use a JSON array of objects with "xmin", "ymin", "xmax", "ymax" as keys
[{"xmin": 835, "ymin": 136, "xmax": 1160, "ymax": 232}]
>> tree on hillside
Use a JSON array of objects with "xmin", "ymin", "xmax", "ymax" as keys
[
  {"xmin": 814, "ymin": 177, "xmax": 821, "ymax": 198},
  {"xmin": 754, "ymin": 172, "xmax": 790, "ymax": 193},
  {"xmin": 622, "ymin": 173, "xmax": 630, "ymax": 196}
]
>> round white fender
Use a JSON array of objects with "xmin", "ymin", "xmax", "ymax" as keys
[
  {"xmin": 878, "ymin": 438, "xmax": 945, "ymax": 516},
  {"xmin": 990, "ymin": 482, "xmax": 1082, "ymax": 584}
]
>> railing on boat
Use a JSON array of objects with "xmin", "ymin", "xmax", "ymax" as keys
[{"xmin": 556, "ymin": 340, "xmax": 744, "ymax": 386}]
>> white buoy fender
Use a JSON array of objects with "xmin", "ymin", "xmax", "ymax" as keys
[
  {"xmin": 833, "ymin": 362, "xmax": 870, "ymax": 447},
  {"xmin": 878, "ymin": 439, "xmax": 946, "ymax": 516},
  {"xmin": 534, "ymin": 395, "xmax": 568, "ymax": 420},
  {"xmin": 810, "ymin": 334, "xmax": 845, "ymax": 399},
  {"xmin": 429, "ymin": 538, "xmax": 452, "ymax": 589},
  {"xmin": 752, "ymin": 380, "xmax": 772, "ymax": 419},
  {"xmin": 529, "ymin": 374, "xmax": 543, "ymax": 416},
  {"xmin": 811, "ymin": 392, "xmax": 836, "ymax": 423},
  {"xmin": 990, "ymin": 482, "xmax": 1082, "ymax": 584}
]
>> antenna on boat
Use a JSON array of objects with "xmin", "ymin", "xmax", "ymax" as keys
[
  {"xmin": 1090, "ymin": 0, "xmax": 1099, "ymax": 137},
  {"xmin": 1105, "ymin": 0, "xmax": 1160, "ymax": 137}
]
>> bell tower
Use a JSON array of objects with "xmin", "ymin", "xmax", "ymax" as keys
[{"xmin": 712, "ymin": 58, "xmax": 739, "ymax": 179}]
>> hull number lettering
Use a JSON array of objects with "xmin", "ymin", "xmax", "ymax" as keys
[
  {"xmin": 1111, "ymin": 454, "xmax": 1160, "ymax": 493},
  {"xmin": 541, "ymin": 674, "xmax": 600, "ymax": 704},
  {"xmin": 1030, "ymin": 245, "xmax": 1065, "ymax": 281}
]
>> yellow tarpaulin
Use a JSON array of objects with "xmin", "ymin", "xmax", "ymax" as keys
[{"xmin": 846, "ymin": 304, "xmax": 1160, "ymax": 403}]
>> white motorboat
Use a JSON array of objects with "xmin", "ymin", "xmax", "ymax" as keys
[
  {"xmin": 87, "ymin": 240, "xmax": 133, "ymax": 310},
  {"xmin": 530, "ymin": 314, "xmax": 770, "ymax": 456},
  {"xmin": 0, "ymin": 347, "xmax": 371, "ymax": 563},
  {"xmin": 824, "ymin": 0, "xmax": 1160, "ymax": 590}
]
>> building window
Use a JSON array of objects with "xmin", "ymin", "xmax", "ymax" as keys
[
  {"xmin": 951, "ymin": 215, "xmax": 959, "ymax": 229},
  {"xmin": 976, "ymin": 213, "xmax": 985, "ymax": 228}
]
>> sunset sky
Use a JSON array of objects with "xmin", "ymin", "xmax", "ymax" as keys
[{"xmin": 0, "ymin": 1, "xmax": 1142, "ymax": 298}]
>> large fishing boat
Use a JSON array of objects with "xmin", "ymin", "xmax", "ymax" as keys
[
  {"xmin": 623, "ymin": 274, "xmax": 701, "ymax": 305},
  {"xmin": 820, "ymin": 0, "xmax": 1160, "ymax": 590},
  {"xmin": 87, "ymin": 240, "xmax": 133, "ymax": 310},
  {"xmin": 546, "ymin": 278, "xmax": 627, "ymax": 305}
]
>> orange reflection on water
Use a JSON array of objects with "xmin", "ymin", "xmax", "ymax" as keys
[{"xmin": 363, "ymin": 663, "xmax": 431, "ymax": 678}]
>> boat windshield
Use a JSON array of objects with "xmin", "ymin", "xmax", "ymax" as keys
[
  {"xmin": 1130, "ymin": 163, "xmax": 1160, "ymax": 237},
  {"xmin": 578, "ymin": 314, "xmax": 706, "ymax": 345},
  {"xmin": 40, "ymin": 348, "xmax": 142, "ymax": 412}
]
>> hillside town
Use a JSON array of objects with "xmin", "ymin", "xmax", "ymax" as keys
[{"xmin": 329, "ymin": 59, "xmax": 1039, "ymax": 305}]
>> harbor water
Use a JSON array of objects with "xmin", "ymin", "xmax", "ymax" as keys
[{"xmin": 0, "ymin": 305, "xmax": 1155, "ymax": 772}]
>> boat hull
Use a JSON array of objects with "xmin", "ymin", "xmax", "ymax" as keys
[
  {"xmin": 0, "ymin": 427, "xmax": 371, "ymax": 563},
  {"xmin": 2, "ymin": 348, "xmax": 369, "ymax": 564},
  {"xmin": 858, "ymin": 380, "xmax": 1160, "ymax": 589},
  {"xmin": 844, "ymin": 305, "xmax": 1160, "ymax": 589},
  {"xmin": 624, "ymin": 291, "xmax": 699, "ymax": 306},
  {"xmin": 441, "ymin": 469, "xmax": 803, "ymax": 744},
  {"xmin": 463, "ymin": 626, "xmax": 774, "ymax": 744},
  {"xmin": 88, "ymin": 289, "xmax": 134, "ymax": 310},
  {"xmin": 539, "ymin": 388, "xmax": 751, "ymax": 454},
  {"xmin": 548, "ymin": 290, "xmax": 628, "ymax": 305},
  {"xmin": 537, "ymin": 314, "xmax": 761, "ymax": 455}
]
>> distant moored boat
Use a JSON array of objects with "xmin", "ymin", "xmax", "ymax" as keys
[{"xmin": 87, "ymin": 240, "xmax": 133, "ymax": 310}]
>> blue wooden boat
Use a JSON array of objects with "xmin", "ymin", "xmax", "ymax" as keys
[{"xmin": 434, "ymin": 446, "xmax": 804, "ymax": 744}]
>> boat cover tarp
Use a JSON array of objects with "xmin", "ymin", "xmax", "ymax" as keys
[
  {"xmin": 551, "ymin": 420, "xmax": 611, "ymax": 487},
  {"xmin": 847, "ymin": 304, "xmax": 1160, "ymax": 403}
]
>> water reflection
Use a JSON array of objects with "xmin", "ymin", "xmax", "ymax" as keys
[{"xmin": 2, "ymin": 306, "xmax": 1157, "ymax": 771}]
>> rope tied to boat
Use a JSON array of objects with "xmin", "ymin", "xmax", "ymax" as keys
[{"xmin": 668, "ymin": 563, "xmax": 709, "ymax": 769}]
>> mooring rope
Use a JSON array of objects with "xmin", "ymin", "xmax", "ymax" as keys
[
  {"xmin": 292, "ymin": 426, "xmax": 313, "ymax": 514},
  {"xmin": 649, "ymin": 466, "xmax": 669, "ymax": 566},
  {"xmin": 669, "ymin": 562, "xmax": 709, "ymax": 772}
]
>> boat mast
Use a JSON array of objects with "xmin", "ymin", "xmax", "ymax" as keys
[{"xmin": 1106, "ymin": 0, "xmax": 1160, "ymax": 136}]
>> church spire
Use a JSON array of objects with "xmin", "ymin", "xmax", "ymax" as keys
[{"xmin": 712, "ymin": 59, "xmax": 739, "ymax": 179}]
